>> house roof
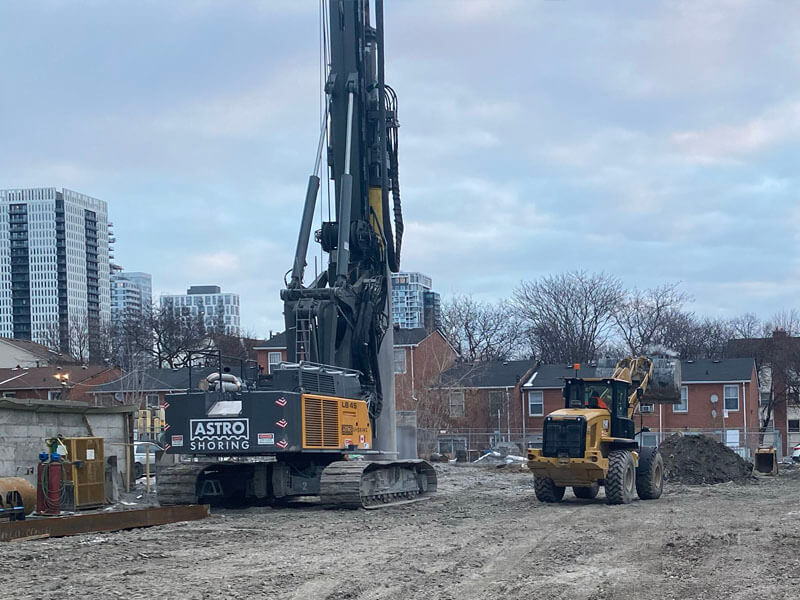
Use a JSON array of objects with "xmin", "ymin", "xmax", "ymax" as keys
[
  {"xmin": 727, "ymin": 334, "xmax": 800, "ymax": 361},
  {"xmin": 524, "ymin": 364, "xmax": 598, "ymax": 389},
  {"xmin": 393, "ymin": 328, "xmax": 430, "ymax": 347},
  {"xmin": 681, "ymin": 358, "xmax": 755, "ymax": 382},
  {"xmin": 523, "ymin": 358, "xmax": 756, "ymax": 389},
  {"xmin": 93, "ymin": 367, "xmax": 219, "ymax": 394},
  {"xmin": 440, "ymin": 359, "xmax": 536, "ymax": 389},
  {"xmin": 0, "ymin": 366, "xmax": 113, "ymax": 391},
  {"xmin": 253, "ymin": 331, "xmax": 287, "ymax": 350},
  {"xmin": 0, "ymin": 338, "xmax": 74, "ymax": 363}
]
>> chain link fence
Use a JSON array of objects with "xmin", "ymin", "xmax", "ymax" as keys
[
  {"xmin": 417, "ymin": 427, "xmax": 783, "ymax": 462},
  {"xmin": 637, "ymin": 428, "xmax": 783, "ymax": 460}
]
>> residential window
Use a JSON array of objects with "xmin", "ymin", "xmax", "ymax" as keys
[
  {"xmin": 449, "ymin": 390, "xmax": 465, "ymax": 418},
  {"xmin": 673, "ymin": 386, "xmax": 688, "ymax": 413},
  {"xmin": 760, "ymin": 392, "xmax": 771, "ymax": 407},
  {"xmin": 438, "ymin": 437, "xmax": 467, "ymax": 456},
  {"xmin": 393, "ymin": 348, "xmax": 406, "ymax": 374},
  {"xmin": 724, "ymin": 385, "xmax": 740, "ymax": 411},
  {"xmin": 268, "ymin": 351, "xmax": 282, "ymax": 374},
  {"xmin": 528, "ymin": 390, "xmax": 544, "ymax": 416},
  {"xmin": 488, "ymin": 390, "xmax": 504, "ymax": 416},
  {"xmin": 48, "ymin": 390, "xmax": 62, "ymax": 402},
  {"xmin": 789, "ymin": 420, "xmax": 800, "ymax": 433},
  {"xmin": 146, "ymin": 394, "xmax": 160, "ymax": 409}
]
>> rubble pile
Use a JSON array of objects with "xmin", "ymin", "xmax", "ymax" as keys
[{"xmin": 659, "ymin": 434, "xmax": 753, "ymax": 485}]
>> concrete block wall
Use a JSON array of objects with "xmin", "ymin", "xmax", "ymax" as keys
[{"xmin": 0, "ymin": 407, "xmax": 130, "ymax": 486}]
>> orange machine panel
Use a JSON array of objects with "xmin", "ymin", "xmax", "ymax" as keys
[{"xmin": 301, "ymin": 394, "xmax": 373, "ymax": 450}]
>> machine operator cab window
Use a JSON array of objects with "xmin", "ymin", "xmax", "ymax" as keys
[
  {"xmin": 565, "ymin": 381, "xmax": 613, "ymax": 411},
  {"xmin": 564, "ymin": 379, "xmax": 634, "ymax": 438}
]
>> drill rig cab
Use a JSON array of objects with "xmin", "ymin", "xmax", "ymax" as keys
[
  {"xmin": 527, "ymin": 356, "xmax": 680, "ymax": 504},
  {"xmin": 157, "ymin": 0, "xmax": 437, "ymax": 509}
]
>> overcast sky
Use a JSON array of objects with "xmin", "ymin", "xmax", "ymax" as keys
[{"xmin": 2, "ymin": 0, "xmax": 799, "ymax": 336}]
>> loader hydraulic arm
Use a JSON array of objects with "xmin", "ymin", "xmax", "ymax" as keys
[{"xmin": 607, "ymin": 356, "xmax": 655, "ymax": 418}]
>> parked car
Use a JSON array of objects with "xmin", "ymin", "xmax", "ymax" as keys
[
  {"xmin": 134, "ymin": 442, "xmax": 164, "ymax": 478},
  {"xmin": 792, "ymin": 444, "xmax": 800, "ymax": 463}
]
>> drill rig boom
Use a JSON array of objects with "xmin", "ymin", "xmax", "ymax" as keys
[{"xmin": 159, "ymin": 0, "xmax": 436, "ymax": 510}]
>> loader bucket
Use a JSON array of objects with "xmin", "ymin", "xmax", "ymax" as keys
[
  {"xmin": 754, "ymin": 447, "xmax": 778, "ymax": 476},
  {"xmin": 642, "ymin": 357, "xmax": 682, "ymax": 404}
]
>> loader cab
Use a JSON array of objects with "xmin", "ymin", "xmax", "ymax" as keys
[{"xmin": 563, "ymin": 378, "xmax": 635, "ymax": 440}]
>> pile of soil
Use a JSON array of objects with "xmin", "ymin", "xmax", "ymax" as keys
[{"xmin": 659, "ymin": 434, "xmax": 753, "ymax": 485}]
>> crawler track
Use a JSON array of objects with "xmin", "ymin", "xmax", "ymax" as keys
[
  {"xmin": 157, "ymin": 463, "xmax": 211, "ymax": 505},
  {"xmin": 320, "ymin": 460, "xmax": 437, "ymax": 509},
  {"xmin": 157, "ymin": 459, "xmax": 438, "ymax": 509}
]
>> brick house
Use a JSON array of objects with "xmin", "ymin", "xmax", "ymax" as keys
[
  {"xmin": 0, "ymin": 366, "xmax": 123, "ymax": 405},
  {"xmin": 90, "ymin": 367, "xmax": 218, "ymax": 410},
  {"xmin": 424, "ymin": 359, "xmax": 537, "ymax": 458},
  {"xmin": 636, "ymin": 359, "xmax": 759, "ymax": 440},
  {"xmin": 393, "ymin": 327, "xmax": 458, "ymax": 411},
  {"xmin": 727, "ymin": 331, "xmax": 800, "ymax": 454},
  {"xmin": 253, "ymin": 331, "xmax": 288, "ymax": 375},
  {"xmin": 522, "ymin": 358, "xmax": 760, "ymax": 455}
]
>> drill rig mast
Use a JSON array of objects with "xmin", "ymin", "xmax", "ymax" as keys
[
  {"xmin": 282, "ymin": 0, "xmax": 403, "ymax": 451},
  {"xmin": 158, "ymin": 0, "xmax": 436, "ymax": 509}
]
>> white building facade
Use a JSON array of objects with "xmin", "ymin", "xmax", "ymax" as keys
[
  {"xmin": 391, "ymin": 271, "xmax": 441, "ymax": 331},
  {"xmin": 111, "ymin": 271, "xmax": 152, "ymax": 321},
  {"xmin": 160, "ymin": 285, "xmax": 240, "ymax": 336},
  {"xmin": 0, "ymin": 188, "xmax": 110, "ymax": 356}
]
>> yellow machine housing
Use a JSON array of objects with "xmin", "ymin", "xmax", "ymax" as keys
[
  {"xmin": 301, "ymin": 394, "xmax": 373, "ymax": 450},
  {"xmin": 527, "ymin": 408, "xmax": 637, "ymax": 487}
]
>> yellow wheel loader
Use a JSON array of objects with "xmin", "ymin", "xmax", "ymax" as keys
[{"xmin": 527, "ymin": 356, "xmax": 680, "ymax": 504}]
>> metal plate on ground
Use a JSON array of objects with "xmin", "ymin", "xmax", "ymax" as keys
[{"xmin": 0, "ymin": 505, "xmax": 209, "ymax": 542}]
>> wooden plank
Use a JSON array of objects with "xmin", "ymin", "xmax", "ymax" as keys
[{"xmin": 0, "ymin": 505, "xmax": 209, "ymax": 542}]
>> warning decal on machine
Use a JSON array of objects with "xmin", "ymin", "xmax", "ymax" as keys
[
  {"xmin": 171, "ymin": 435, "xmax": 184, "ymax": 447},
  {"xmin": 258, "ymin": 433, "xmax": 275, "ymax": 445}
]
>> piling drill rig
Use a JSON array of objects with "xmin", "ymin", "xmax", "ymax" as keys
[{"xmin": 158, "ymin": 0, "xmax": 436, "ymax": 509}]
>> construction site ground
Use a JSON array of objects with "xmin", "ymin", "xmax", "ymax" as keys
[{"xmin": 4, "ymin": 464, "xmax": 800, "ymax": 600}]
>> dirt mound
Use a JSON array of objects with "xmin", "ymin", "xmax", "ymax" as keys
[{"xmin": 659, "ymin": 434, "xmax": 753, "ymax": 485}]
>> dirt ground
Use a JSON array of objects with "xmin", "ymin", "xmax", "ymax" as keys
[{"xmin": 3, "ymin": 464, "xmax": 800, "ymax": 600}]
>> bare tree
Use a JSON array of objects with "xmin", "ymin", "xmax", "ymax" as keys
[
  {"xmin": 729, "ymin": 312, "xmax": 765, "ymax": 339},
  {"xmin": 660, "ymin": 311, "xmax": 733, "ymax": 360},
  {"xmin": 63, "ymin": 315, "xmax": 92, "ymax": 363},
  {"xmin": 117, "ymin": 305, "xmax": 210, "ymax": 369},
  {"xmin": 513, "ymin": 271, "xmax": 624, "ymax": 363},
  {"xmin": 764, "ymin": 309, "xmax": 800, "ymax": 337},
  {"xmin": 40, "ymin": 321, "xmax": 64, "ymax": 354},
  {"xmin": 441, "ymin": 295, "xmax": 523, "ymax": 361},
  {"xmin": 613, "ymin": 283, "xmax": 690, "ymax": 356}
]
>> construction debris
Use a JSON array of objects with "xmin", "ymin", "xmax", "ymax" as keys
[
  {"xmin": 472, "ymin": 451, "xmax": 526, "ymax": 465},
  {"xmin": 659, "ymin": 434, "xmax": 753, "ymax": 485}
]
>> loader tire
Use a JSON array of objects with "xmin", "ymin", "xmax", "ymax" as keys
[
  {"xmin": 606, "ymin": 450, "xmax": 635, "ymax": 505},
  {"xmin": 573, "ymin": 482, "xmax": 600, "ymax": 499},
  {"xmin": 534, "ymin": 476, "xmax": 565, "ymax": 503},
  {"xmin": 635, "ymin": 447, "xmax": 664, "ymax": 500}
]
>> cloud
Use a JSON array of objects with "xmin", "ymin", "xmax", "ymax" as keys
[
  {"xmin": 672, "ymin": 101, "xmax": 800, "ymax": 162},
  {"xmin": 3, "ymin": 0, "xmax": 800, "ymax": 333}
]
